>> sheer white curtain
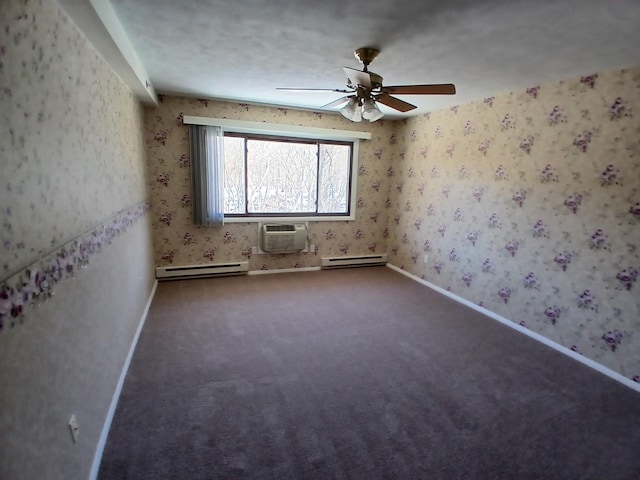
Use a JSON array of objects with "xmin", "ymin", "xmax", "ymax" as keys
[{"xmin": 189, "ymin": 125, "xmax": 224, "ymax": 226}]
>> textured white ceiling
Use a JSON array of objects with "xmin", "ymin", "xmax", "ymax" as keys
[{"xmin": 93, "ymin": 0, "xmax": 640, "ymax": 117}]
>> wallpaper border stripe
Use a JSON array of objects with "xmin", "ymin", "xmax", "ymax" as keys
[
  {"xmin": 0, "ymin": 200, "xmax": 151, "ymax": 331},
  {"xmin": 386, "ymin": 264, "xmax": 640, "ymax": 393}
]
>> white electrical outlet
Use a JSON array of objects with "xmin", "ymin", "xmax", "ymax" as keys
[
  {"xmin": 423, "ymin": 254, "xmax": 429, "ymax": 265},
  {"xmin": 68, "ymin": 415, "xmax": 79, "ymax": 443},
  {"xmin": 251, "ymin": 246, "xmax": 258, "ymax": 255},
  {"xmin": 310, "ymin": 244, "xmax": 317, "ymax": 253}
]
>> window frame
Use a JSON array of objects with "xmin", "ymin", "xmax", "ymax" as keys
[
  {"xmin": 223, "ymin": 132, "xmax": 355, "ymax": 220},
  {"xmin": 183, "ymin": 115, "xmax": 370, "ymax": 223}
]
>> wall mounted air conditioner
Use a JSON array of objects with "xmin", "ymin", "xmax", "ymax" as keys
[{"xmin": 260, "ymin": 223, "xmax": 308, "ymax": 253}]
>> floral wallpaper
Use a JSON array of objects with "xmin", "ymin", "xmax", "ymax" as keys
[
  {"xmin": 146, "ymin": 69, "xmax": 640, "ymax": 381},
  {"xmin": 1, "ymin": 0, "xmax": 149, "ymax": 282},
  {"xmin": 146, "ymin": 97, "xmax": 395, "ymax": 270},
  {"xmin": 0, "ymin": 201, "xmax": 150, "ymax": 329},
  {"xmin": 1, "ymin": 0, "xmax": 154, "ymax": 478},
  {"xmin": 388, "ymin": 66, "xmax": 640, "ymax": 382}
]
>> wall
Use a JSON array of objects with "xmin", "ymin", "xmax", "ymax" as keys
[
  {"xmin": 0, "ymin": 1, "xmax": 155, "ymax": 479},
  {"xmin": 146, "ymin": 96, "xmax": 396, "ymax": 270},
  {"xmin": 388, "ymin": 66, "xmax": 640, "ymax": 382}
]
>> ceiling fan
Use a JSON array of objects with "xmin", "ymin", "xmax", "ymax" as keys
[{"xmin": 277, "ymin": 47, "xmax": 456, "ymax": 122}]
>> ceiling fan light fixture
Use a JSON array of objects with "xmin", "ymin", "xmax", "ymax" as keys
[
  {"xmin": 362, "ymin": 98, "xmax": 384, "ymax": 122},
  {"xmin": 278, "ymin": 46, "xmax": 455, "ymax": 119},
  {"xmin": 340, "ymin": 97, "xmax": 362, "ymax": 122}
]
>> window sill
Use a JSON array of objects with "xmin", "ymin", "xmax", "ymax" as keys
[{"xmin": 223, "ymin": 214, "xmax": 355, "ymax": 223}]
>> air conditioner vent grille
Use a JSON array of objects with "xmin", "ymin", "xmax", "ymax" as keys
[{"xmin": 265, "ymin": 224, "xmax": 296, "ymax": 232}]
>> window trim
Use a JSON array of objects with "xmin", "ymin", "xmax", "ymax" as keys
[
  {"xmin": 183, "ymin": 116, "xmax": 372, "ymax": 141},
  {"xmin": 183, "ymin": 116, "xmax": 369, "ymax": 223}
]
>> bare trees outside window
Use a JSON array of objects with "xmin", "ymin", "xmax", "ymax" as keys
[{"xmin": 223, "ymin": 133, "xmax": 352, "ymax": 217}]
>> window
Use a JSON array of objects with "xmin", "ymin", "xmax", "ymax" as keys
[
  {"xmin": 223, "ymin": 133, "xmax": 354, "ymax": 218},
  {"xmin": 182, "ymin": 116, "xmax": 371, "ymax": 223}
]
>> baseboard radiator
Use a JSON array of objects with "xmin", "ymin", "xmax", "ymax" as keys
[
  {"xmin": 320, "ymin": 254, "xmax": 388, "ymax": 269},
  {"xmin": 156, "ymin": 261, "xmax": 249, "ymax": 281}
]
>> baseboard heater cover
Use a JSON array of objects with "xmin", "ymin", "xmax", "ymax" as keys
[
  {"xmin": 321, "ymin": 254, "xmax": 388, "ymax": 269},
  {"xmin": 156, "ymin": 261, "xmax": 249, "ymax": 280}
]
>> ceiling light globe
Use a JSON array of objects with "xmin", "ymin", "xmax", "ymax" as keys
[
  {"xmin": 351, "ymin": 106, "xmax": 363, "ymax": 122},
  {"xmin": 362, "ymin": 98, "xmax": 384, "ymax": 122},
  {"xmin": 340, "ymin": 98, "xmax": 362, "ymax": 122}
]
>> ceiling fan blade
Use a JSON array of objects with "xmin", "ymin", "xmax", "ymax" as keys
[
  {"xmin": 276, "ymin": 87, "xmax": 353, "ymax": 93},
  {"xmin": 321, "ymin": 96, "xmax": 352, "ymax": 109},
  {"xmin": 343, "ymin": 67, "xmax": 371, "ymax": 88},
  {"xmin": 375, "ymin": 94, "xmax": 417, "ymax": 112},
  {"xmin": 381, "ymin": 83, "xmax": 456, "ymax": 95}
]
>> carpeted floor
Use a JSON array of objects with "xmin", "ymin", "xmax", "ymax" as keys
[{"xmin": 98, "ymin": 267, "xmax": 640, "ymax": 479}]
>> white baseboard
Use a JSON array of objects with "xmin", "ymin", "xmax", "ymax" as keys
[
  {"xmin": 89, "ymin": 279, "xmax": 158, "ymax": 480},
  {"xmin": 386, "ymin": 264, "xmax": 640, "ymax": 394},
  {"xmin": 248, "ymin": 266, "xmax": 321, "ymax": 275}
]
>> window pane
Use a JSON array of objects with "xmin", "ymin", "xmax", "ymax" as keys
[
  {"xmin": 223, "ymin": 133, "xmax": 353, "ymax": 217},
  {"xmin": 246, "ymin": 139, "xmax": 317, "ymax": 213},
  {"xmin": 318, "ymin": 143, "xmax": 350, "ymax": 213},
  {"xmin": 223, "ymin": 136, "xmax": 246, "ymax": 214}
]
